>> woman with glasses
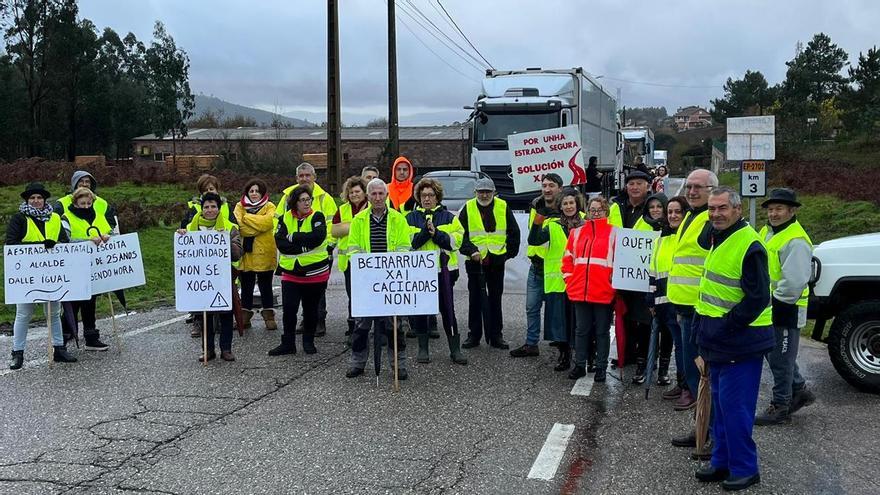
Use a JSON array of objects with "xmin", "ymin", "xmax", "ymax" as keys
[{"xmin": 268, "ymin": 186, "xmax": 330, "ymax": 356}]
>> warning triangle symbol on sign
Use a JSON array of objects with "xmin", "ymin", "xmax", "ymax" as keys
[{"xmin": 210, "ymin": 291, "xmax": 229, "ymax": 308}]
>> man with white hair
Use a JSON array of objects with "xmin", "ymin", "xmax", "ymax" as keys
[
  {"xmin": 278, "ymin": 162, "xmax": 338, "ymax": 336},
  {"xmin": 345, "ymin": 178, "xmax": 411, "ymax": 380}
]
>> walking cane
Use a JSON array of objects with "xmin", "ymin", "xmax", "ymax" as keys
[
  {"xmin": 47, "ymin": 301, "xmax": 55, "ymax": 368},
  {"xmin": 392, "ymin": 315, "xmax": 400, "ymax": 392},
  {"xmin": 107, "ymin": 293, "xmax": 123, "ymax": 353},
  {"xmin": 202, "ymin": 311, "xmax": 208, "ymax": 366}
]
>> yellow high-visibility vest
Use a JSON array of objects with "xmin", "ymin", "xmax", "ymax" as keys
[
  {"xmin": 667, "ymin": 210, "xmax": 710, "ymax": 306},
  {"xmin": 465, "ymin": 198, "xmax": 508, "ymax": 257},
  {"xmin": 759, "ymin": 221, "xmax": 813, "ymax": 308}
]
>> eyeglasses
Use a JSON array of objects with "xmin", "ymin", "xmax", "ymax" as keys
[
  {"xmin": 297, "ymin": 197, "xmax": 313, "ymax": 203},
  {"xmin": 685, "ymin": 184, "xmax": 712, "ymax": 191},
  {"xmin": 420, "ymin": 192, "xmax": 436, "ymax": 198},
  {"xmin": 588, "ymin": 208, "xmax": 605, "ymax": 214}
]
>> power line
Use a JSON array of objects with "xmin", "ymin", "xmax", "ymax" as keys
[
  {"xmin": 599, "ymin": 76, "xmax": 721, "ymax": 89},
  {"xmin": 402, "ymin": 0, "xmax": 488, "ymax": 70},
  {"xmin": 393, "ymin": 0, "xmax": 485, "ymax": 73},
  {"xmin": 436, "ymin": 0, "xmax": 494, "ymax": 69}
]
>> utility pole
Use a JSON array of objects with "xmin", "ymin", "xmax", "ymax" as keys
[
  {"xmin": 387, "ymin": 0, "xmax": 400, "ymax": 162},
  {"xmin": 327, "ymin": 0, "xmax": 342, "ymax": 195}
]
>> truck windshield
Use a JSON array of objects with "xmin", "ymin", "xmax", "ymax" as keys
[{"xmin": 474, "ymin": 111, "xmax": 560, "ymax": 149}]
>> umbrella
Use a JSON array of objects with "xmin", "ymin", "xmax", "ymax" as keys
[
  {"xmin": 113, "ymin": 289, "xmax": 127, "ymax": 312},
  {"xmin": 61, "ymin": 301, "xmax": 79, "ymax": 348},
  {"xmin": 694, "ymin": 356, "xmax": 712, "ymax": 453},
  {"xmin": 613, "ymin": 296, "xmax": 628, "ymax": 379},
  {"xmin": 643, "ymin": 316, "xmax": 660, "ymax": 399},
  {"xmin": 374, "ymin": 319, "xmax": 384, "ymax": 387},
  {"xmin": 231, "ymin": 270, "xmax": 244, "ymax": 336}
]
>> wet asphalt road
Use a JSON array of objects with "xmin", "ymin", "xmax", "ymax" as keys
[{"xmin": 1, "ymin": 280, "xmax": 878, "ymax": 495}]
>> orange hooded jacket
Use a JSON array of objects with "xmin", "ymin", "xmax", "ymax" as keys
[{"xmin": 388, "ymin": 156, "xmax": 416, "ymax": 212}]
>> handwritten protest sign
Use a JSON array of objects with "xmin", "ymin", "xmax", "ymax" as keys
[
  {"xmin": 612, "ymin": 228, "xmax": 660, "ymax": 292},
  {"xmin": 351, "ymin": 251, "xmax": 439, "ymax": 317},
  {"xmin": 90, "ymin": 233, "xmax": 145, "ymax": 295},
  {"xmin": 4, "ymin": 243, "xmax": 92, "ymax": 304},
  {"xmin": 509, "ymin": 125, "xmax": 587, "ymax": 194},
  {"xmin": 174, "ymin": 231, "xmax": 231, "ymax": 312}
]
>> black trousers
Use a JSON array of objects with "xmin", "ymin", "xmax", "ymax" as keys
[
  {"xmin": 239, "ymin": 270, "xmax": 274, "ymax": 310},
  {"xmin": 205, "ymin": 311, "xmax": 234, "ymax": 352},
  {"xmin": 282, "ymin": 280, "xmax": 327, "ymax": 336},
  {"xmin": 465, "ymin": 260, "xmax": 505, "ymax": 343},
  {"xmin": 411, "ymin": 270, "xmax": 460, "ymax": 338}
]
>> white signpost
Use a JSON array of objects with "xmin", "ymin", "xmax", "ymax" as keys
[
  {"xmin": 611, "ymin": 228, "xmax": 659, "ymax": 293},
  {"xmin": 727, "ymin": 116, "xmax": 775, "ymax": 226},
  {"xmin": 4, "ymin": 243, "xmax": 92, "ymax": 304},
  {"xmin": 89, "ymin": 233, "xmax": 146, "ymax": 295},
  {"xmin": 174, "ymin": 231, "xmax": 232, "ymax": 312},
  {"xmin": 350, "ymin": 251, "xmax": 439, "ymax": 317},
  {"xmin": 509, "ymin": 125, "xmax": 587, "ymax": 194}
]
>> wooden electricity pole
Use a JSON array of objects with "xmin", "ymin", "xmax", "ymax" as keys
[
  {"xmin": 387, "ymin": 0, "xmax": 400, "ymax": 162},
  {"xmin": 327, "ymin": 0, "xmax": 342, "ymax": 194}
]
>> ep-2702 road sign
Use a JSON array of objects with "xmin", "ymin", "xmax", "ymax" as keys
[{"xmin": 741, "ymin": 160, "xmax": 767, "ymax": 198}]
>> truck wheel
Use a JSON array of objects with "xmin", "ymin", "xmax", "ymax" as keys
[{"xmin": 827, "ymin": 301, "xmax": 880, "ymax": 394}]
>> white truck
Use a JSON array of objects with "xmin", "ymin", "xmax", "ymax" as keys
[
  {"xmin": 809, "ymin": 232, "xmax": 880, "ymax": 393},
  {"xmin": 622, "ymin": 126, "xmax": 655, "ymax": 168},
  {"xmin": 467, "ymin": 67, "xmax": 623, "ymax": 209}
]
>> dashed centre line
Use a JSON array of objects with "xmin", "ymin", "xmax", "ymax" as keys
[{"xmin": 528, "ymin": 422, "xmax": 575, "ymax": 480}]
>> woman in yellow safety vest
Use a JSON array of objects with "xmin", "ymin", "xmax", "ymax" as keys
[
  {"xmin": 268, "ymin": 186, "xmax": 330, "ymax": 357},
  {"xmin": 177, "ymin": 193, "xmax": 243, "ymax": 362},
  {"xmin": 62, "ymin": 186, "xmax": 118, "ymax": 352},
  {"xmin": 331, "ymin": 176, "xmax": 369, "ymax": 339},
  {"xmin": 528, "ymin": 187, "xmax": 585, "ymax": 372},
  {"xmin": 6, "ymin": 183, "xmax": 78, "ymax": 370},
  {"xmin": 234, "ymin": 178, "xmax": 278, "ymax": 331}
]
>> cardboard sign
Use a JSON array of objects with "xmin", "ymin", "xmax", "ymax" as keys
[
  {"xmin": 611, "ymin": 228, "xmax": 660, "ymax": 292},
  {"xmin": 174, "ymin": 231, "xmax": 232, "ymax": 312},
  {"xmin": 509, "ymin": 125, "xmax": 587, "ymax": 194},
  {"xmin": 4, "ymin": 243, "xmax": 92, "ymax": 304},
  {"xmin": 740, "ymin": 160, "xmax": 767, "ymax": 198},
  {"xmin": 89, "ymin": 233, "xmax": 146, "ymax": 294},
  {"xmin": 350, "ymin": 251, "xmax": 439, "ymax": 317}
]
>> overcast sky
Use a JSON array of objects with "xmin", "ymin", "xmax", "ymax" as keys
[{"xmin": 79, "ymin": 0, "xmax": 879, "ymax": 120}]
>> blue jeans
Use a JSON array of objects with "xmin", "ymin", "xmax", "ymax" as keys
[
  {"xmin": 710, "ymin": 358, "xmax": 763, "ymax": 478},
  {"xmin": 766, "ymin": 326, "xmax": 806, "ymax": 406},
  {"xmin": 676, "ymin": 308, "xmax": 700, "ymax": 394},
  {"xmin": 525, "ymin": 265, "xmax": 545, "ymax": 345},
  {"xmin": 13, "ymin": 302, "xmax": 63, "ymax": 352}
]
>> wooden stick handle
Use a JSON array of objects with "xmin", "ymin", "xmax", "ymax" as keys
[
  {"xmin": 393, "ymin": 316, "xmax": 399, "ymax": 392},
  {"xmin": 47, "ymin": 301, "xmax": 54, "ymax": 368},
  {"xmin": 202, "ymin": 311, "xmax": 208, "ymax": 366}
]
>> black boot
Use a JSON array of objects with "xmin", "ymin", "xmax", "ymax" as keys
[
  {"xmin": 302, "ymin": 332, "xmax": 317, "ymax": 354},
  {"xmin": 268, "ymin": 333, "xmax": 297, "ymax": 356},
  {"xmin": 9, "ymin": 350, "xmax": 24, "ymax": 370},
  {"xmin": 554, "ymin": 344, "xmax": 571, "ymax": 372},
  {"xmin": 53, "ymin": 346, "xmax": 78, "ymax": 363},
  {"xmin": 632, "ymin": 357, "xmax": 647, "ymax": 384},
  {"xmin": 84, "ymin": 331, "xmax": 109, "ymax": 352},
  {"xmin": 657, "ymin": 357, "xmax": 671, "ymax": 386},
  {"xmin": 417, "ymin": 334, "xmax": 430, "ymax": 363},
  {"xmin": 448, "ymin": 335, "xmax": 467, "ymax": 365}
]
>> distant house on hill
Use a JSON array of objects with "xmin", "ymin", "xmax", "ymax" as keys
[{"xmin": 673, "ymin": 106, "xmax": 713, "ymax": 132}]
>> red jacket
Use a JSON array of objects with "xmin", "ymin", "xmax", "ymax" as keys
[{"xmin": 562, "ymin": 218, "xmax": 616, "ymax": 303}]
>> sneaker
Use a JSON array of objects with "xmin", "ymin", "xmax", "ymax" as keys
[
  {"xmin": 754, "ymin": 404, "xmax": 791, "ymax": 426},
  {"xmin": 631, "ymin": 372, "xmax": 646, "ymax": 385},
  {"xmin": 84, "ymin": 338, "xmax": 109, "ymax": 352},
  {"xmin": 52, "ymin": 346, "xmax": 78, "ymax": 363},
  {"xmin": 220, "ymin": 351, "xmax": 236, "ymax": 362},
  {"xmin": 673, "ymin": 389, "xmax": 697, "ymax": 411},
  {"xmin": 789, "ymin": 388, "xmax": 816, "ymax": 414},
  {"xmin": 656, "ymin": 374, "xmax": 672, "ymax": 386},
  {"xmin": 509, "ymin": 344, "xmax": 539, "ymax": 358},
  {"xmin": 662, "ymin": 386, "xmax": 683, "ymax": 400}
]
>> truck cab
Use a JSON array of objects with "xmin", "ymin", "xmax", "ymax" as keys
[{"xmin": 622, "ymin": 126, "xmax": 655, "ymax": 169}]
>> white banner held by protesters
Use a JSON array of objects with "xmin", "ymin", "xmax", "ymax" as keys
[
  {"xmin": 508, "ymin": 125, "xmax": 588, "ymax": 194},
  {"xmin": 351, "ymin": 251, "xmax": 439, "ymax": 317},
  {"xmin": 4, "ymin": 243, "xmax": 92, "ymax": 304},
  {"xmin": 174, "ymin": 231, "xmax": 232, "ymax": 312},
  {"xmin": 612, "ymin": 228, "xmax": 660, "ymax": 292},
  {"xmin": 90, "ymin": 233, "xmax": 146, "ymax": 295}
]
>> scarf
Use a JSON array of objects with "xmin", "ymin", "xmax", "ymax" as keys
[
  {"xmin": 241, "ymin": 193, "xmax": 269, "ymax": 214},
  {"xmin": 560, "ymin": 213, "xmax": 584, "ymax": 232},
  {"xmin": 20, "ymin": 202, "xmax": 54, "ymax": 222},
  {"xmin": 291, "ymin": 207, "xmax": 313, "ymax": 220}
]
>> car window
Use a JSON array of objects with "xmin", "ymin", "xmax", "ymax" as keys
[{"xmin": 434, "ymin": 176, "xmax": 477, "ymax": 199}]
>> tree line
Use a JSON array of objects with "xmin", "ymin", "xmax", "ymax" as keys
[
  {"xmin": 711, "ymin": 33, "xmax": 879, "ymax": 141},
  {"xmin": 0, "ymin": 0, "xmax": 193, "ymax": 162}
]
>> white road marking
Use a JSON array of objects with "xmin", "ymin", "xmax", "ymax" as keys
[
  {"xmin": 527, "ymin": 423, "xmax": 575, "ymax": 480},
  {"xmin": 570, "ymin": 376, "xmax": 594, "ymax": 396}
]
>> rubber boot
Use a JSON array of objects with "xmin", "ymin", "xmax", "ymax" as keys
[
  {"xmin": 261, "ymin": 308, "xmax": 277, "ymax": 331},
  {"xmin": 417, "ymin": 334, "xmax": 430, "ymax": 363},
  {"xmin": 448, "ymin": 335, "xmax": 468, "ymax": 365},
  {"xmin": 53, "ymin": 346, "xmax": 78, "ymax": 363},
  {"xmin": 9, "ymin": 350, "xmax": 24, "ymax": 370},
  {"xmin": 554, "ymin": 344, "xmax": 571, "ymax": 372},
  {"xmin": 268, "ymin": 333, "xmax": 297, "ymax": 356},
  {"xmin": 242, "ymin": 309, "xmax": 254, "ymax": 329}
]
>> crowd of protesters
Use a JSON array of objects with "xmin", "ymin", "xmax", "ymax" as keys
[{"xmin": 5, "ymin": 157, "xmax": 817, "ymax": 492}]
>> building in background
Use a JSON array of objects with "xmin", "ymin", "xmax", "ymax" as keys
[{"xmin": 673, "ymin": 106, "xmax": 713, "ymax": 132}]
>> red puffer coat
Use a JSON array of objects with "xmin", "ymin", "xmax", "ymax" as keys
[{"xmin": 561, "ymin": 218, "xmax": 616, "ymax": 303}]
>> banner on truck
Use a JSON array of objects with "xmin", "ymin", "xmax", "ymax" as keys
[
  {"xmin": 509, "ymin": 125, "xmax": 587, "ymax": 194},
  {"xmin": 350, "ymin": 251, "xmax": 439, "ymax": 317},
  {"xmin": 4, "ymin": 243, "xmax": 92, "ymax": 304},
  {"xmin": 611, "ymin": 228, "xmax": 660, "ymax": 293},
  {"xmin": 174, "ymin": 231, "xmax": 232, "ymax": 312}
]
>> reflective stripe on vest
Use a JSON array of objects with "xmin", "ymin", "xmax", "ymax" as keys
[
  {"xmin": 22, "ymin": 214, "xmax": 62, "ymax": 243},
  {"xmin": 695, "ymin": 226, "xmax": 772, "ymax": 326},
  {"xmin": 465, "ymin": 198, "xmax": 508, "ymax": 257},
  {"xmin": 667, "ymin": 210, "xmax": 710, "ymax": 306},
  {"xmin": 759, "ymin": 221, "xmax": 812, "ymax": 308},
  {"xmin": 277, "ymin": 211, "xmax": 329, "ymax": 271},
  {"xmin": 186, "ymin": 212, "xmax": 240, "ymax": 268},
  {"xmin": 336, "ymin": 203, "xmax": 355, "ymax": 272},
  {"xmin": 543, "ymin": 219, "xmax": 566, "ymax": 293}
]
